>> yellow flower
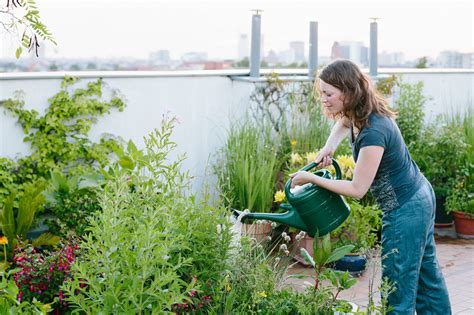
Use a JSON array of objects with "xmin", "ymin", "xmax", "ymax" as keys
[
  {"xmin": 336, "ymin": 155, "xmax": 356, "ymax": 179},
  {"xmin": 304, "ymin": 151, "xmax": 319, "ymax": 164},
  {"xmin": 274, "ymin": 190, "xmax": 286, "ymax": 203},
  {"xmin": 290, "ymin": 153, "xmax": 303, "ymax": 166},
  {"xmin": 0, "ymin": 237, "xmax": 8, "ymax": 245},
  {"xmin": 257, "ymin": 291, "xmax": 268, "ymax": 298},
  {"xmin": 290, "ymin": 139, "xmax": 298, "ymax": 147}
]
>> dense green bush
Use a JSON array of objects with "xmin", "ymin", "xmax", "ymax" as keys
[
  {"xmin": 63, "ymin": 118, "xmax": 233, "ymax": 313},
  {"xmin": 0, "ymin": 77, "xmax": 125, "ymax": 204}
]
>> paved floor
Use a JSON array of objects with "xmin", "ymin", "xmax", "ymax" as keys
[{"xmin": 285, "ymin": 229, "xmax": 474, "ymax": 314}]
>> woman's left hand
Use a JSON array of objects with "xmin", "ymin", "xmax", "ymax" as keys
[{"xmin": 288, "ymin": 171, "xmax": 315, "ymax": 188}]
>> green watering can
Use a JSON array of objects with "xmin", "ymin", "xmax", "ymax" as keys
[{"xmin": 233, "ymin": 159, "xmax": 350, "ymax": 237}]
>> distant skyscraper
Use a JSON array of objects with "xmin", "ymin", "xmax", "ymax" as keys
[
  {"xmin": 379, "ymin": 51, "xmax": 405, "ymax": 67},
  {"xmin": 289, "ymin": 41, "xmax": 305, "ymax": 63},
  {"xmin": 331, "ymin": 41, "xmax": 368, "ymax": 66},
  {"xmin": 181, "ymin": 52, "xmax": 208, "ymax": 62},
  {"xmin": 238, "ymin": 34, "xmax": 249, "ymax": 60},
  {"xmin": 437, "ymin": 50, "xmax": 472, "ymax": 68},
  {"xmin": 149, "ymin": 50, "xmax": 170, "ymax": 65}
]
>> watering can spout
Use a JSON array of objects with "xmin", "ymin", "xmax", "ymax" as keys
[{"xmin": 232, "ymin": 204, "xmax": 308, "ymax": 232}]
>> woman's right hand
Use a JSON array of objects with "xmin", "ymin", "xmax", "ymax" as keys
[{"xmin": 315, "ymin": 145, "xmax": 335, "ymax": 167}]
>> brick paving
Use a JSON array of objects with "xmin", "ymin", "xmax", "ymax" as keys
[{"xmin": 284, "ymin": 228, "xmax": 474, "ymax": 314}]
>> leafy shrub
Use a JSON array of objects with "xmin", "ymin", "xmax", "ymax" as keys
[
  {"xmin": 0, "ymin": 269, "xmax": 52, "ymax": 314},
  {"xmin": 0, "ymin": 76, "xmax": 125, "ymax": 204},
  {"xmin": 43, "ymin": 171, "xmax": 104, "ymax": 237},
  {"xmin": 63, "ymin": 118, "xmax": 233, "ymax": 313},
  {"xmin": 415, "ymin": 118, "xmax": 469, "ymax": 195},
  {"xmin": 12, "ymin": 241, "xmax": 79, "ymax": 311},
  {"xmin": 393, "ymin": 81, "xmax": 427, "ymax": 150}
]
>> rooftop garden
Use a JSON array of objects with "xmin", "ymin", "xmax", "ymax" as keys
[{"xmin": 0, "ymin": 72, "xmax": 471, "ymax": 314}]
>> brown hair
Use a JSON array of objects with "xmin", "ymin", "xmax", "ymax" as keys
[{"xmin": 317, "ymin": 59, "xmax": 396, "ymax": 130}]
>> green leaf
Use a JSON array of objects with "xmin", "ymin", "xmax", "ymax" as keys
[
  {"xmin": 15, "ymin": 47, "xmax": 22, "ymax": 59},
  {"xmin": 300, "ymin": 248, "xmax": 315, "ymax": 267},
  {"xmin": 119, "ymin": 156, "xmax": 135, "ymax": 170},
  {"xmin": 326, "ymin": 245, "xmax": 355, "ymax": 264}
]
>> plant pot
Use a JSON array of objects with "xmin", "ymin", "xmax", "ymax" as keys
[
  {"xmin": 242, "ymin": 221, "xmax": 272, "ymax": 242},
  {"xmin": 453, "ymin": 211, "xmax": 474, "ymax": 239},
  {"xmin": 333, "ymin": 253, "xmax": 367, "ymax": 277},
  {"xmin": 434, "ymin": 193, "xmax": 454, "ymax": 227}
]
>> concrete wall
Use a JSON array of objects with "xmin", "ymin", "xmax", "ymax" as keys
[{"xmin": 1, "ymin": 69, "xmax": 472, "ymax": 192}]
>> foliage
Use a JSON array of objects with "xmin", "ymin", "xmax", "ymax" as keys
[
  {"xmin": 0, "ymin": 181, "xmax": 60, "ymax": 256},
  {"xmin": 446, "ymin": 180, "xmax": 474, "ymax": 215},
  {"xmin": 43, "ymin": 170, "xmax": 105, "ymax": 237},
  {"xmin": 0, "ymin": 269, "xmax": 52, "ymax": 314},
  {"xmin": 12, "ymin": 241, "xmax": 79, "ymax": 311},
  {"xmin": 208, "ymin": 231, "xmax": 299, "ymax": 314},
  {"xmin": 331, "ymin": 199, "xmax": 382, "ymax": 252},
  {"xmin": 375, "ymin": 75, "xmax": 400, "ymax": 97},
  {"xmin": 216, "ymin": 120, "xmax": 284, "ymax": 212},
  {"xmin": 415, "ymin": 56, "xmax": 429, "ymax": 69},
  {"xmin": 286, "ymin": 81, "xmax": 332, "ymax": 154},
  {"xmin": 63, "ymin": 118, "xmax": 233, "ymax": 313},
  {"xmin": 1, "ymin": 0, "xmax": 56, "ymax": 58},
  {"xmin": 0, "ymin": 76, "xmax": 125, "ymax": 204},
  {"xmin": 393, "ymin": 80, "xmax": 427, "ymax": 150},
  {"xmin": 298, "ymin": 234, "xmax": 354, "ymax": 292},
  {"xmin": 415, "ymin": 117, "xmax": 469, "ymax": 195}
]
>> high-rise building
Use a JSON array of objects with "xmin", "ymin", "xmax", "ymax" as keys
[
  {"xmin": 289, "ymin": 41, "xmax": 305, "ymax": 64},
  {"xmin": 331, "ymin": 41, "xmax": 368, "ymax": 66},
  {"xmin": 238, "ymin": 34, "xmax": 249, "ymax": 60},
  {"xmin": 437, "ymin": 50, "xmax": 473, "ymax": 68},
  {"xmin": 379, "ymin": 51, "xmax": 405, "ymax": 67},
  {"xmin": 181, "ymin": 52, "xmax": 208, "ymax": 62},
  {"xmin": 149, "ymin": 50, "xmax": 170, "ymax": 65}
]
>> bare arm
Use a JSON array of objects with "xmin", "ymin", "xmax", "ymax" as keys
[
  {"xmin": 290, "ymin": 146, "xmax": 384, "ymax": 199},
  {"xmin": 316, "ymin": 117, "xmax": 350, "ymax": 166}
]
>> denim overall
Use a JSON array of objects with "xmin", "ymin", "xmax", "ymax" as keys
[{"xmin": 381, "ymin": 177, "xmax": 451, "ymax": 314}]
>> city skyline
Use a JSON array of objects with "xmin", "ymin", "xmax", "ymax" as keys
[{"xmin": 1, "ymin": 0, "xmax": 472, "ymax": 60}]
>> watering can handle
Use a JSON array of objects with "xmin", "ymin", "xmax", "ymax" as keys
[
  {"xmin": 285, "ymin": 158, "xmax": 343, "ymax": 196},
  {"xmin": 301, "ymin": 158, "xmax": 342, "ymax": 180}
]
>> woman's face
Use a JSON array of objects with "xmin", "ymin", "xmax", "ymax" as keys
[{"xmin": 319, "ymin": 80, "xmax": 345, "ymax": 115}]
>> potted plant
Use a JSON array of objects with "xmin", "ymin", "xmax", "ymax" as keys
[
  {"xmin": 446, "ymin": 180, "xmax": 474, "ymax": 238},
  {"xmin": 414, "ymin": 117, "xmax": 469, "ymax": 227},
  {"xmin": 330, "ymin": 199, "xmax": 382, "ymax": 276}
]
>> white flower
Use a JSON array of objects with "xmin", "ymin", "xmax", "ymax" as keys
[
  {"xmin": 266, "ymin": 236, "xmax": 272, "ymax": 241},
  {"xmin": 279, "ymin": 244, "xmax": 288, "ymax": 251},
  {"xmin": 284, "ymin": 250, "xmax": 290, "ymax": 256},
  {"xmin": 284, "ymin": 235, "xmax": 291, "ymax": 242},
  {"xmin": 271, "ymin": 222, "xmax": 277, "ymax": 229},
  {"xmin": 281, "ymin": 232, "xmax": 288, "ymax": 238},
  {"xmin": 237, "ymin": 209, "xmax": 250, "ymax": 222},
  {"xmin": 216, "ymin": 224, "xmax": 222, "ymax": 234},
  {"xmin": 275, "ymin": 257, "xmax": 281, "ymax": 263}
]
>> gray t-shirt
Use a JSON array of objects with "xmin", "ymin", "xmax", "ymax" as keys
[{"xmin": 350, "ymin": 113, "xmax": 423, "ymax": 211}]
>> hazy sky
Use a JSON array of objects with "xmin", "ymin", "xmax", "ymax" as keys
[{"xmin": 1, "ymin": 0, "xmax": 473, "ymax": 60}]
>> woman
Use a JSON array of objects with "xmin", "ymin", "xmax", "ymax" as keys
[{"xmin": 289, "ymin": 59, "xmax": 451, "ymax": 314}]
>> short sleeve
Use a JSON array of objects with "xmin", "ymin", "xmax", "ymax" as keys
[{"xmin": 357, "ymin": 128, "xmax": 386, "ymax": 149}]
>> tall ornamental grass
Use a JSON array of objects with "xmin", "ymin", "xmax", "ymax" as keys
[
  {"xmin": 217, "ymin": 120, "xmax": 283, "ymax": 213},
  {"xmin": 287, "ymin": 82, "xmax": 332, "ymax": 154}
]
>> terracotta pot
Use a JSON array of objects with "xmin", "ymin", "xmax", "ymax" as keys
[
  {"xmin": 242, "ymin": 221, "xmax": 272, "ymax": 242},
  {"xmin": 453, "ymin": 211, "xmax": 474, "ymax": 239}
]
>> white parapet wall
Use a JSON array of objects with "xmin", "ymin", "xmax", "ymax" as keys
[{"xmin": 1, "ymin": 69, "xmax": 473, "ymax": 193}]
